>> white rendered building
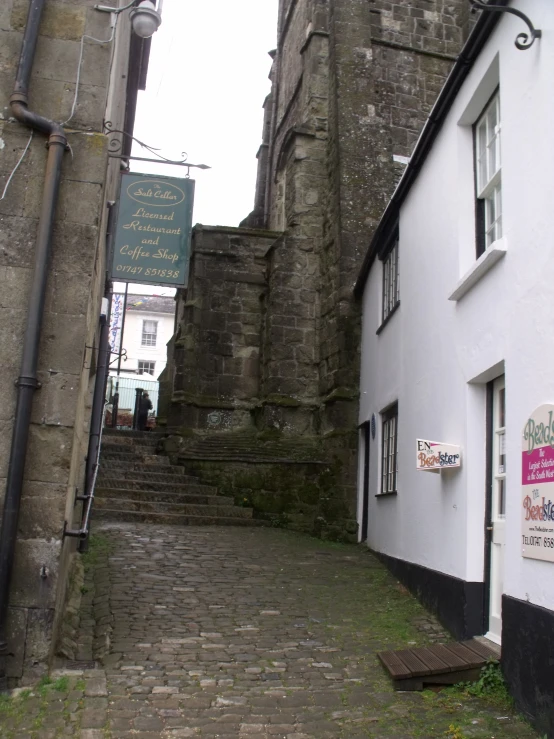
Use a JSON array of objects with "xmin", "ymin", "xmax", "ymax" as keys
[
  {"xmin": 355, "ymin": 2, "xmax": 554, "ymax": 733},
  {"xmin": 110, "ymin": 294, "xmax": 175, "ymax": 380}
]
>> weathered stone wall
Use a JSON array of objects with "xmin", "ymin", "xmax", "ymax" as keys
[
  {"xmin": 0, "ymin": 0, "xmax": 131, "ymax": 681},
  {"xmin": 167, "ymin": 226, "xmax": 280, "ymax": 434},
  {"xmin": 166, "ymin": 0, "xmax": 470, "ymax": 540}
]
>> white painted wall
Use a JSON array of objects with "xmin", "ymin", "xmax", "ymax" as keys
[
  {"xmin": 113, "ymin": 309, "xmax": 174, "ymax": 380},
  {"xmin": 359, "ymin": 2, "xmax": 554, "ymax": 613}
]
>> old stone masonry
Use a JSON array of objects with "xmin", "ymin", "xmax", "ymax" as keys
[{"xmin": 0, "ymin": 524, "xmax": 538, "ymax": 738}]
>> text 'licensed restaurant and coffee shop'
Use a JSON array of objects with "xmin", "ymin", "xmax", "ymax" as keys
[{"xmin": 111, "ymin": 173, "xmax": 195, "ymax": 287}]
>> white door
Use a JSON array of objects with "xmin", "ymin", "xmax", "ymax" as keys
[{"xmin": 486, "ymin": 375, "xmax": 506, "ymax": 644}]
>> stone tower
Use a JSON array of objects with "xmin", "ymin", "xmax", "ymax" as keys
[{"xmin": 163, "ymin": 0, "xmax": 471, "ymax": 538}]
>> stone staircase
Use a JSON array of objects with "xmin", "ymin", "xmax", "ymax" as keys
[
  {"xmin": 93, "ymin": 429, "xmax": 260, "ymax": 526},
  {"xmin": 178, "ymin": 432, "xmax": 322, "ymax": 463}
]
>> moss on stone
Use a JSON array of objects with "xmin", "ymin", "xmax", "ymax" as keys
[
  {"xmin": 322, "ymin": 386, "xmax": 358, "ymax": 404},
  {"xmin": 262, "ymin": 394, "xmax": 303, "ymax": 408}
]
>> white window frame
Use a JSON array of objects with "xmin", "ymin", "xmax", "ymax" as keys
[
  {"xmin": 138, "ymin": 360, "xmax": 156, "ymax": 376},
  {"xmin": 382, "ymin": 239, "xmax": 399, "ymax": 323},
  {"xmin": 380, "ymin": 404, "xmax": 398, "ymax": 495},
  {"xmin": 141, "ymin": 319, "xmax": 158, "ymax": 347},
  {"xmin": 475, "ymin": 92, "xmax": 501, "ymax": 254}
]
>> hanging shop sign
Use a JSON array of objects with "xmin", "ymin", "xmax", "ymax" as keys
[
  {"xmin": 416, "ymin": 439, "xmax": 461, "ymax": 471},
  {"xmin": 111, "ymin": 173, "xmax": 195, "ymax": 287},
  {"xmin": 521, "ymin": 404, "xmax": 554, "ymax": 562}
]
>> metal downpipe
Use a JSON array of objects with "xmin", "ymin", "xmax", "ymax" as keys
[
  {"xmin": 78, "ymin": 312, "xmax": 111, "ymax": 553},
  {"xmin": 0, "ymin": 0, "xmax": 67, "ymax": 689}
]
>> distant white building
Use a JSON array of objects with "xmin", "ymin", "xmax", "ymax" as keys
[
  {"xmin": 110, "ymin": 294, "xmax": 175, "ymax": 380},
  {"xmin": 355, "ymin": 2, "xmax": 554, "ymax": 734}
]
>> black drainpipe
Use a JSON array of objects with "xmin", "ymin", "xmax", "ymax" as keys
[{"xmin": 0, "ymin": 0, "xmax": 68, "ymax": 689}]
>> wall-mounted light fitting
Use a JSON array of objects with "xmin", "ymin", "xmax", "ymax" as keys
[{"xmin": 94, "ymin": 0, "xmax": 163, "ymax": 39}]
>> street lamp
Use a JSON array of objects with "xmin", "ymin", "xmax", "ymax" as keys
[
  {"xmin": 94, "ymin": 0, "xmax": 163, "ymax": 39},
  {"xmin": 130, "ymin": 1, "xmax": 162, "ymax": 38}
]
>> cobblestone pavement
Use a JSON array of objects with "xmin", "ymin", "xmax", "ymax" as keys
[{"xmin": 0, "ymin": 524, "xmax": 539, "ymax": 738}]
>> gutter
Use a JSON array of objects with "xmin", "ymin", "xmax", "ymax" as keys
[
  {"xmin": 0, "ymin": 0, "xmax": 68, "ymax": 689},
  {"xmin": 353, "ymin": 0, "xmax": 507, "ymax": 297}
]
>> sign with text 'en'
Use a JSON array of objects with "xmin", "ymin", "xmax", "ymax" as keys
[
  {"xmin": 522, "ymin": 404, "xmax": 554, "ymax": 562},
  {"xmin": 111, "ymin": 173, "xmax": 195, "ymax": 287},
  {"xmin": 416, "ymin": 439, "xmax": 461, "ymax": 471}
]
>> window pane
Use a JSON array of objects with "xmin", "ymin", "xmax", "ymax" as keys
[
  {"xmin": 489, "ymin": 134, "xmax": 497, "ymax": 178},
  {"xmin": 495, "ymin": 184, "xmax": 502, "ymax": 240},
  {"xmin": 475, "ymin": 93, "xmax": 501, "ymax": 252},
  {"xmin": 498, "ymin": 478, "xmax": 506, "ymax": 517},
  {"xmin": 477, "ymin": 122, "xmax": 487, "ymax": 190},
  {"xmin": 381, "ymin": 408, "xmax": 398, "ymax": 494},
  {"xmin": 382, "ymin": 242, "xmax": 399, "ymax": 322}
]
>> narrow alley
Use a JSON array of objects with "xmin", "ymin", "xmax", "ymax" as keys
[{"xmin": 0, "ymin": 524, "xmax": 538, "ymax": 738}]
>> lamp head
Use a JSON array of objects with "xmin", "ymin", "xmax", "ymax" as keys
[{"xmin": 130, "ymin": 0, "xmax": 162, "ymax": 38}]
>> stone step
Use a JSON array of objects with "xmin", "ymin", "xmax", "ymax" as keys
[
  {"xmin": 103, "ymin": 429, "xmax": 165, "ymax": 439},
  {"xmin": 95, "ymin": 487, "xmax": 234, "ymax": 506},
  {"xmin": 95, "ymin": 479, "xmax": 218, "ymax": 495},
  {"xmin": 102, "ymin": 434, "xmax": 161, "ymax": 444},
  {"xmin": 99, "ymin": 461, "xmax": 183, "ymax": 474},
  {"xmin": 95, "ymin": 497, "xmax": 253, "ymax": 518},
  {"xmin": 181, "ymin": 453, "xmax": 320, "ymax": 463},
  {"xmin": 102, "ymin": 443, "xmax": 159, "ymax": 454},
  {"xmin": 101, "ymin": 452, "xmax": 170, "ymax": 465},
  {"xmin": 97, "ymin": 470, "xmax": 198, "ymax": 484},
  {"xmin": 93, "ymin": 509, "xmax": 265, "ymax": 527}
]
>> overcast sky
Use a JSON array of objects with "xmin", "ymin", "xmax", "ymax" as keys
[
  {"xmin": 116, "ymin": 0, "xmax": 278, "ymax": 296},
  {"xmin": 131, "ymin": 0, "xmax": 278, "ymax": 228}
]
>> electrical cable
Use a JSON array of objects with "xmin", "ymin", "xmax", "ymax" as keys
[
  {"xmin": 0, "ymin": 131, "xmax": 33, "ymax": 201},
  {"xmin": 61, "ymin": 17, "xmax": 119, "ymax": 126}
]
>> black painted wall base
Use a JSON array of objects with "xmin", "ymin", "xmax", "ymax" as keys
[
  {"xmin": 502, "ymin": 595, "xmax": 554, "ymax": 738},
  {"xmin": 374, "ymin": 551, "xmax": 485, "ymax": 640}
]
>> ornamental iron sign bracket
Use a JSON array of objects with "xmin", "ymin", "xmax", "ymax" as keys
[
  {"xmin": 469, "ymin": 0, "xmax": 541, "ymax": 50},
  {"xmin": 103, "ymin": 120, "xmax": 211, "ymax": 176}
]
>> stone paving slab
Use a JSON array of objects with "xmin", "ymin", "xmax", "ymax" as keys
[{"xmin": 0, "ymin": 524, "xmax": 540, "ymax": 738}]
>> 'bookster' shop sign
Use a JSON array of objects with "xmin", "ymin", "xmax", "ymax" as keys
[
  {"xmin": 111, "ymin": 173, "xmax": 195, "ymax": 286},
  {"xmin": 416, "ymin": 440, "xmax": 461, "ymax": 471},
  {"xmin": 522, "ymin": 404, "xmax": 554, "ymax": 562}
]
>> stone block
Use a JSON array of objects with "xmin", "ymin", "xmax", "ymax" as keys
[
  {"xmin": 0, "ymin": 0, "xmax": 14, "ymax": 29},
  {"xmin": 0, "ymin": 29, "xmax": 22, "ymax": 88},
  {"xmin": 25, "ymin": 424, "xmax": 75, "ymax": 484},
  {"xmin": 0, "ymin": 214, "xmax": 39, "ymax": 269},
  {"xmin": 61, "ymin": 133, "xmax": 108, "ymax": 184},
  {"xmin": 9, "ymin": 537, "xmax": 62, "ymax": 609},
  {"xmin": 11, "ymin": 1, "xmax": 87, "ymax": 41},
  {"xmin": 32, "ymin": 36, "xmax": 81, "ymax": 84},
  {"xmin": 0, "ymin": 172, "xmax": 26, "ymax": 218},
  {"xmin": 24, "ymin": 607, "xmax": 55, "ymax": 664},
  {"xmin": 51, "ymin": 221, "xmax": 98, "ymax": 277},
  {"xmin": 0, "ymin": 481, "xmax": 67, "ymax": 539},
  {"xmin": 64, "ymin": 83, "xmax": 107, "ymax": 131},
  {"xmin": 38, "ymin": 312, "xmax": 87, "ymax": 375},
  {"xmin": 5, "ymin": 606, "xmax": 27, "ymax": 678},
  {"xmin": 58, "ymin": 180, "xmax": 103, "ymax": 227},
  {"xmin": 30, "ymin": 371, "xmax": 81, "ymax": 428},
  {"xmin": 44, "ymin": 269, "xmax": 91, "ymax": 316},
  {"xmin": 80, "ymin": 40, "xmax": 112, "ymax": 87}
]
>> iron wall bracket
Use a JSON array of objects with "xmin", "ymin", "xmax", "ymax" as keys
[{"xmin": 469, "ymin": 1, "xmax": 541, "ymax": 50}]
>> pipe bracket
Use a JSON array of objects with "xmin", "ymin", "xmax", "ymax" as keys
[{"xmin": 15, "ymin": 376, "xmax": 41, "ymax": 389}]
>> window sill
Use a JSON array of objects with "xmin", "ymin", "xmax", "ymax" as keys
[
  {"xmin": 375, "ymin": 491, "xmax": 398, "ymax": 498},
  {"xmin": 448, "ymin": 237, "xmax": 507, "ymax": 302},
  {"xmin": 376, "ymin": 300, "xmax": 400, "ymax": 334}
]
